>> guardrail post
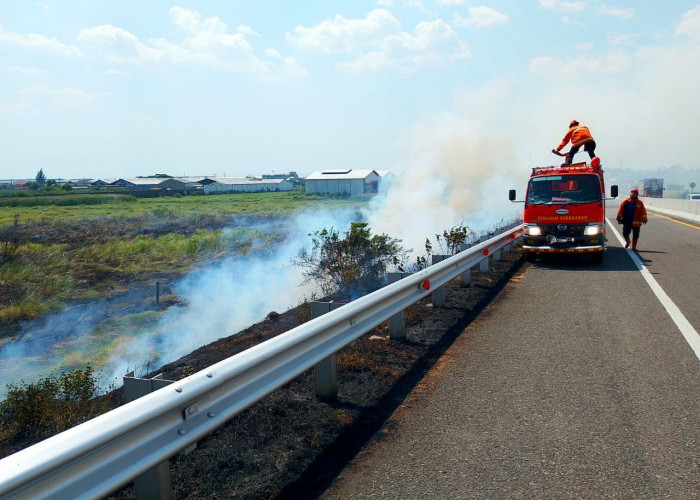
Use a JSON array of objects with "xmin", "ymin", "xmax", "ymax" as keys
[
  {"xmin": 387, "ymin": 272, "xmax": 406, "ymax": 339},
  {"xmin": 458, "ymin": 243, "xmax": 472, "ymax": 287},
  {"xmin": 311, "ymin": 301, "xmax": 345, "ymax": 400},
  {"xmin": 430, "ymin": 255, "xmax": 448, "ymax": 307},
  {"xmin": 479, "ymin": 235, "xmax": 489, "ymax": 272},
  {"xmin": 123, "ymin": 372, "xmax": 176, "ymax": 500}
]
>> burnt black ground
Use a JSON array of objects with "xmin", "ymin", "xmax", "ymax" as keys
[{"xmin": 105, "ymin": 248, "xmax": 524, "ymax": 500}]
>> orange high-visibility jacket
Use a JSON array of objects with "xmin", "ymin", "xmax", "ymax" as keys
[
  {"xmin": 557, "ymin": 125, "xmax": 594, "ymax": 151},
  {"xmin": 616, "ymin": 197, "xmax": 648, "ymax": 227}
]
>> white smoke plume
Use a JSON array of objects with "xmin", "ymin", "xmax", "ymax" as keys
[
  {"xmin": 1, "ymin": 91, "xmax": 527, "ymax": 396},
  {"xmin": 365, "ymin": 107, "xmax": 523, "ymax": 254},
  {"xmin": 0, "ymin": 209, "xmax": 356, "ymax": 397}
]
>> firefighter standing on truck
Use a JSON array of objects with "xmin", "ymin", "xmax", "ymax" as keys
[
  {"xmin": 616, "ymin": 188, "xmax": 648, "ymax": 250},
  {"xmin": 554, "ymin": 120, "xmax": 596, "ymax": 165}
]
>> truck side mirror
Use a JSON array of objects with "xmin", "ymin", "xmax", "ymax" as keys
[
  {"xmin": 509, "ymin": 189, "xmax": 516, "ymax": 201},
  {"xmin": 610, "ymin": 185, "xmax": 618, "ymax": 198}
]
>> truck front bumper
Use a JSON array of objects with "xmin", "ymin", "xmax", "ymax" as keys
[{"xmin": 522, "ymin": 244, "xmax": 604, "ymax": 253}]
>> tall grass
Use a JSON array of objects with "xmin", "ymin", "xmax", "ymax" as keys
[
  {"xmin": 0, "ymin": 190, "xmax": 351, "ymax": 226},
  {"xmin": 0, "ymin": 191, "xmax": 363, "ymax": 327}
]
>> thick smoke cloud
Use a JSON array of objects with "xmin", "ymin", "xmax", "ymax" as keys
[
  {"xmin": 1, "ymin": 102, "xmax": 525, "ymax": 397},
  {"xmin": 0, "ymin": 210, "xmax": 355, "ymax": 397},
  {"xmin": 365, "ymin": 96, "xmax": 523, "ymax": 253}
]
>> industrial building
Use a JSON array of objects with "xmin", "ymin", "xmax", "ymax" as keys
[
  {"xmin": 203, "ymin": 177, "xmax": 294, "ymax": 194},
  {"xmin": 304, "ymin": 169, "xmax": 387, "ymax": 195}
]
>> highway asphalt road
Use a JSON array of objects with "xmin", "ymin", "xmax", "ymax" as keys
[{"xmin": 321, "ymin": 209, "xmax": 700, "ymax": 499}]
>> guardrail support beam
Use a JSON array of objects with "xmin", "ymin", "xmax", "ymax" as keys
[
  {"xmin": 477, "ymin": 235, "xmax": 489, "ymax": 272},
  {"xmin": 123, "ymin": 372, "xmax": 176, "ymax": 500},
  {"xmin": 459, "ymin": 243, "xmax": 472, "ymax": 287},
  {"xmin": 387, "ymin": 272, "xmax": 406, "ymax": 339},
  {"xmin": 430, "ymin": 255, "xmax": 448, "ymax": 308},
  {"xmin": 311, "ymin": 301, "xmax": 345, "ymax": 400}
]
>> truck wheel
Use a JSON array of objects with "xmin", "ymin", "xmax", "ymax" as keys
[
  {"xmin": 592, "ymin": 252, "xmax": 603, "ymax": 264},
  {"xmin": 526, "ymin": 252, "xmax": 537, "ymax": 263}
]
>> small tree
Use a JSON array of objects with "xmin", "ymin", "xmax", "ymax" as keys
[
  {"xmin": 436, "ymin": 222, "xmax": 473, "ymax": 255},
  {"xmin": 690, "ymin": 182, "xmax": 696, "ymax": 194},
  {"xmin": 296, "ymin": 222, "xmax": 408, "ymax": 299},
  {"xmin": 0, "ymin": 366, "xmax": 112, "ymax": 441},
  {"xmin": 35, "ymin": 168, "xmax": 46, "ymax": 186}
]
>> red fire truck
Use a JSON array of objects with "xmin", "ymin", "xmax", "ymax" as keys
[{"xmin": 509, "ymin": 159, "xmax": 618, "ymax": 263}]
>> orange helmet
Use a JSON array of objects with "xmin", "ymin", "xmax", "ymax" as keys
[{"xmin": 570, "ymin": 119, "xmax": 579, "ymax": 127}]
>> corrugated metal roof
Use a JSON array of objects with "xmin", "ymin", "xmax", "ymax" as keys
[
  {"xmin": 211, "ymin": 177, "xmax": 287, "ymax": 185},
  {"xmin": 114, "ymin": 178, "xmax": 166, "ymax": 185},
  {"xmin": 305, "ymin": 169, "xmax": 378, "ymax": 180}
]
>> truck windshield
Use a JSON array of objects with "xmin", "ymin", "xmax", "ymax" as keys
[{"xmin": 526, "ymin": 174, "xmax": 601, "ymax": 205}]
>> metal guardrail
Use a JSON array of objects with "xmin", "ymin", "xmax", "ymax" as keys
[{"xmin": 0, "ymin": 225, "xmax": 523, "ymax": 499}]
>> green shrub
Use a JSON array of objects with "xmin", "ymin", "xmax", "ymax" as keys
[{"xmin": 0, "ymin": 366, "xmax": 112, "ymax": 441}]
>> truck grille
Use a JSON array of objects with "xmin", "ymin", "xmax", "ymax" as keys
[{"xmin": 541, "ymin": 224, "xmax": 586, "ymax": 237}]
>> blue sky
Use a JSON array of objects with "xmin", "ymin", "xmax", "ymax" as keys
[{"xmin": 1, "ymin": 1, "xmax": 699, "ymax": 181}]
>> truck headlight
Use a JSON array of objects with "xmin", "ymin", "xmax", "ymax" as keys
[
  {"xmin": 524, "ymin": 224, "xmax": 541, "ymax": 236},
  {"xmin": 584, "ymin": 224, "xmax": 604, "ymax": 236}
]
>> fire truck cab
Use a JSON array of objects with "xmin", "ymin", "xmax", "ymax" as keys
[{"xmin": 509, "ymin": 160, "xmax": 618, "ymax": 263}]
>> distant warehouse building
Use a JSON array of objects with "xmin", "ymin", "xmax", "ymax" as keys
[
  {"xmin": 304, "ymin": 169, "xmax": 387, "ymax": 195},
  {"xmin": 92, "ymin": 177, "xmax": 213, "ymax": 192},
  {"xmin": 203, "ymin": 177, "xmax": 294, "ymax": 194}
]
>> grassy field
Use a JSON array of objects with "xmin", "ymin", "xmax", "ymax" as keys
[
  {"xmin": 0, "ymin": 190, "xmax": 349, "ymax": 224},
  {"xmin": 0, "ymin": 190, "xmax": 362, "ymax": 333}
]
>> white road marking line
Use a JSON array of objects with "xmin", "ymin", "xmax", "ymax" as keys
[{"xmin": 607, "ymin": 218, "xmax": 700, "ymax": 362}]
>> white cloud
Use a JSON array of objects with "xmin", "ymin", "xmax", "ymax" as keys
[
  {"xmin": 598, "ymin": 4, "xmax": 634, "ymax": 19},
  {"xmin": 288, "ymin": 10, "xmax": 468, "ymax": 73},
  {"xmin": 454, "ymin": 6, "xmax": 509, "ymax": 28},
  {"xmin": 287, "ymin": 9, "xmax": 402, "ymax": 53},
  {"xmin": 539, "ymin": 0, "xmax": 586, "ymax": 13},
  {"xmin": 0, "ymin": 24, "xmax": 82, "ymax": 57},
  {"xmin": 404, "ymin": 0, "xmax": 431, "ymax": 14},
  {"xmin": 437, "ymin": 0, "xmax": 467, "ymax": 5},
  {"xmin": 75, "ymin": 8, "xmax": 306, "ymax": 79},
  {"xmin": 608, "ymin": 32, "xmax": 633, "ymax": 46},
  {"xmin": 77, "ymin": 25, "xmax": 160, "ymax": 64},
  {"xmin": 676, "ymin": 5, "xmax": 700, "ymax": 41},
  {"xmin": 528, "ymin": 49, "xmax": 632, "ymax": 76},
  {"xmin": 390, "ymin": 18, "xmax": 466, "ymax": 52}
]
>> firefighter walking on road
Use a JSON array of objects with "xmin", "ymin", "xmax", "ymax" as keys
[
  {"xmin": 616, "ymin": 188, "xmax": 648, "ymax": 250},
  {"xmin": 554, "ymin": 120, "xmax": 596, "ymax": 165}
]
